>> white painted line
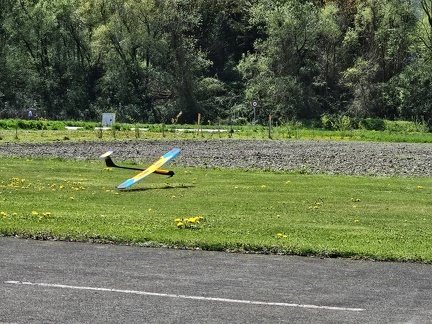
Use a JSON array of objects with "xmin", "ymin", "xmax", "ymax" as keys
[{"xmin": 5, "ymin": 281, "xmax": 364, "ymax": 312}]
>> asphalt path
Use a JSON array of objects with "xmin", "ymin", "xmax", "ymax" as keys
[{"xmin": 1, "ymin": 237, "xmax": 431, "ymax": 323}]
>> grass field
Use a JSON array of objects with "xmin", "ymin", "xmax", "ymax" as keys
[{"xmin": 1, "ymin": 157, "xmax": 431, "ymax": 262}]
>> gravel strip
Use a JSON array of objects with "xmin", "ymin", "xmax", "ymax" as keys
[{"xmin": 1, "ymin": 139, "xmax": 432, "ymax": 176}]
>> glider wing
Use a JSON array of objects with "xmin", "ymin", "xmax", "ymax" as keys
[{"xmin": 117, "ymin": 148, "xmax": 181, "ymax": 189}]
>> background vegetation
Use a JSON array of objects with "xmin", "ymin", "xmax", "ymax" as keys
[{"xmin": 1, "ymin": 0, "xmax": 431, "ymax": 126}]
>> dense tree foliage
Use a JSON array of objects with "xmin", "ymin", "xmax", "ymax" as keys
[{"xmin": 0, "ymin": 0, "xmax": 431, "ymax": 125}]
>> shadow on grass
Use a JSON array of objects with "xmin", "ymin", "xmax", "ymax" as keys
[{"xmin": 119, "ymin": 183, "xmax": 195, "ymax": 192}]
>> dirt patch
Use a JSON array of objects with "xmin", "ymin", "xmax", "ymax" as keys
[{"xmin": 1, "ymin": 139, "xmax": 432, "ymax": 176}]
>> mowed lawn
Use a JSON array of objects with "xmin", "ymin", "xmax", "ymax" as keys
[{"xmin": 1, "ymin": 156, "xmax": 431, "ymax": 262}]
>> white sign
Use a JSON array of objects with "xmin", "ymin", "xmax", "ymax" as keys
[{"xmin": 102, "ymin": 113, "xmax": 115, "ymax": 126}]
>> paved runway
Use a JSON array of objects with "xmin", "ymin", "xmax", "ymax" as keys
[{"xmin": 1, "ymin": 237, "xmax": 431, "ymax": 323}]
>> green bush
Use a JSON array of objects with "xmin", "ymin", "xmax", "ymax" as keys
[
  {"xmin": 384, "ymin": 120, "xmax": 425, "ymax": 133},
  {"xmin": 359, "ymin": 118, "xmax": 385, "ymax": 131},
  {"xmin": 320, "ymin": 114, "xmax": 333, "ymax": 130},
  {"xmin": 320, "ymin": 114, "xmax": 352, "ymax": 131}
]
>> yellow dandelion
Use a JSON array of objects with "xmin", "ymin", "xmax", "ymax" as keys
[
  {"xmin": 69, "ymin": 196, "xmax": 75, "ymax": 200},
  {"xmin": 32, "ymin": 211, "xmax": 38, "ymax": 216},
  {"xmin": 354, "ymin": 219, "xmax": 359, "ymax": 223},
  {"xmin": 261, "ymin": 185, "xmax": 267, "ymax": 188},
  {"xmin": 417, "ymin": 186, "xmax": 424, "ymax": 189},
  {"xmin": 177, "ymin": 222, "xmax": 184, "ymax": 228},
  {"xmin": 175, "ymin": 218, "xmax": 182, "ymax": 222}
]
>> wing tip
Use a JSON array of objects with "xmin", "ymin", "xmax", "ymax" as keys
[{"xmin": 99, "ymin": 151, "xmax": 114, "ymax": 159}]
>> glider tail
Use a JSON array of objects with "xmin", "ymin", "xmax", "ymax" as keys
[
  {"xmin": 104, "ymin": 155, "xmax": 117, "ymax": 168},
  {"xmin": 101, "ymin": 151, "xmax": 174, "ymax": 176}
]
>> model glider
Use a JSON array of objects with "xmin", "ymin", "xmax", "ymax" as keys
[{"xmin": 99, "ymin": 148, "xmax": 181, "ymax": 189}]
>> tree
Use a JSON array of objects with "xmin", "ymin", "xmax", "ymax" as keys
[
  {"xmin": 89, "ymin": 0, "xmax": 212, "ymax": 123},
  {"xmin": 238, "ymin": 0, "xmax": 321, "ymax": 122},
  {"xmin": 2, "ymin": 0, "xmax": 94, "ymax": 119},
  {"xmin": 340, "ymin": 0, "xmax": 417, "ymax": 118},
  {"xmin": 396, "ymin": 0, "xmax": 432, "ymax": 122},
  {"xmin": 193, "ymin": 0, "xmax": 259, "ymax": 122}
]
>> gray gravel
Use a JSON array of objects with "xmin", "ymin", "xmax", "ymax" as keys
[{"xmin": 1, "ymin": 139, "xmax": 432, "ymax": 176}]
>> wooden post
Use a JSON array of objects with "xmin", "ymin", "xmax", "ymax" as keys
[{"xmin": 268, "ymin": 115, "xmax": 272, "ymax": 139}]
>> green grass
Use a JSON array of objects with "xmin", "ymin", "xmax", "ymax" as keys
[
  {"xmin": 1, "ymin": 157, "xmax": 432, "ymax": 262},
  {"xmin": 3, "ymin": 122, "xmax": 432, "ymax": 143}
]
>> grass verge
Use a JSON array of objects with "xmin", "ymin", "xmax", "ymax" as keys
[
  {"xmin": 3, "ymin": 126, "xmax": 432, "ymax": 143},
  {"xmin": 1, "ymin": 157, "xmax": 431, "ymax": 262}
]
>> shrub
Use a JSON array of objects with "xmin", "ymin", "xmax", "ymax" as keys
[
  {"xmin": 384, "ymin": 120, "xmax": 423, "ymax": 133},
  {"xmin": 320, "ymin": 114, "xmax": 353, "ymax": 131},
  {"xmin": 359, "ymin": 118, "xmax": 385, "ymax": 131}
]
